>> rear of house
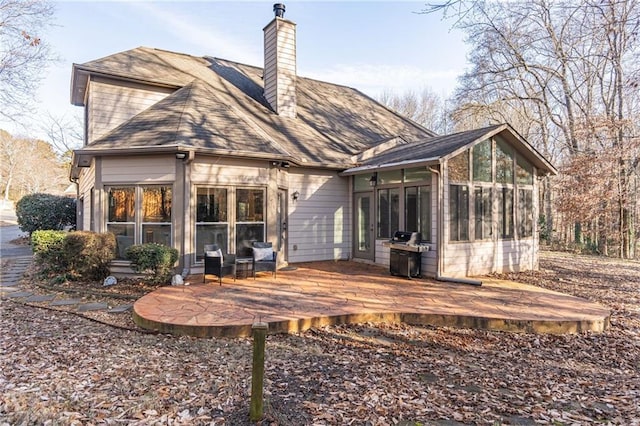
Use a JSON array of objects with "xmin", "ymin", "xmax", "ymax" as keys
[{"xmin": 70, "ymin": 4, "xmax": 555, "ymax": 280}]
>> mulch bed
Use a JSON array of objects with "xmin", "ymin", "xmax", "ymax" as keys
[{"xmin": 1, "ymin": 250, "xmax": 639, "ymax": 425}]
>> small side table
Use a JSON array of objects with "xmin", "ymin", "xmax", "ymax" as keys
[{"xmin": 235, "ymin": 257, "xmax": 253, "ymax": 279}]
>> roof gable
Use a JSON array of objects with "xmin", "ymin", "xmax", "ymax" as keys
[
  {"xmin": 85, "ymin": 79, "xmax": 286, "ymax": 157},
  {"xmin": 73, "ymin": 47, "xmax": 435, "ymax": 168},
  {"xmin": 343, "ymin": 124, "xmax": 557, "ymax": 175}
]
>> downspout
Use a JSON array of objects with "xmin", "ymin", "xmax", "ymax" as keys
[
  {"xmin": 429, "ymin": 165, "xmax": 482, "ymax": 287},
  {"xmin": 180, "ymin": 150, "xmax": 195, "ymax": 277}
]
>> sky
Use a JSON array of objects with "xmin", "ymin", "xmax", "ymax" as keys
[{"xmin": 2, "ymin": 0, "xmax": 470, "ymax": 140}]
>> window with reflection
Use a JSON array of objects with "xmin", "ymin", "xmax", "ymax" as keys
[
  {"xmin": 498, "ymin": 187, "xmax": 514, "ymax": 239},
  {"xmin": 236, "ymin": 188, "xmax": 265, "ymax": 257},
  {"xmin": 516, "ymin": 155, "xmax": 533, "ymax": 185},
  {"xmin": 405, "ymin": 186, "xmax": 431, "ymax": 242},
  {"xmin": 474, "ymin": 186, "xmax": 492, "ymax": 240},
  {"xmin": 496, "ymin": 138, "xmax": 514, "ymax": 184},
  {"xmin": 377, "ymin": 188, "xmax": 399, "ymax": 239},
  {"xmin": 195, "ymin": 187, "xmax": 228, "ymax": 260},
  {"xmin": 404, "ymin": 167, "xmax": 431, "ymax": 183},
  {"xmin": 449, "ymin": 185, "xmax": 469, "ymax": 241},
  {"xmin": 107, "ymin": 186, "xmax": 135, "ymax": 259},
  {"xmin": 142, "ymin": 186, "xmax": 172, "ymax": 246},
  {"xmin": 449, "ymin": 150, "xmax": 470, "ymax": 182},
  {"xmin": 518, "ymin": 189, "xmax": 533, "ymax": 237},
  {"xmin": 106, "ymin": 185, "xmax": 172, "ymax": 259},
  {"xmin": 378, "ymin": 169, "xmax": 402, "ymax": 185},
  {"xmin": 473, "ymin": 139, "xmax": 492, "ymax": 182}
]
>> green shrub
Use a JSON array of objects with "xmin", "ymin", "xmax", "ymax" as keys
[
  {"xmin": 63, "ymin": 231, "xmax": 116, "ymax": 280},
  {"xmin": 31, "ymin": 230, "xmax": 67, "ymax": 274},
  {"xmin": 31, "ymin": 230, "xmax": 116, "ymax": 281},
  {"xmin": 16, "ymin": 193, "xmax": 76, "ymax": 234},
  {"xmin": 125, "ymin": 243, "xmax": 178, "ymax": 284}
]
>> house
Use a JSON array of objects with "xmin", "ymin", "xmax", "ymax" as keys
[{"xmin": 69, "ymin": 4, "xmax": 556, "ymax": 279}]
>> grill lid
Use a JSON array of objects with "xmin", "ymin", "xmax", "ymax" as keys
[{"xmin": 391, "ymin": 231, "xmax": 422, "ymax": 245}]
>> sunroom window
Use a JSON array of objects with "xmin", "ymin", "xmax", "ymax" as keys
[
  {"xmin": 405, "ymin": 186, "xmax": 431, "ymax": 242},
  {"xmin": 377, "ymin": 188, "xmax": 399, "ymax": 239},
  {"xmin": 449, "ymin": 150, "xmax": 470, "ymax": 182},
  {"xmin": 474, "ymin": 186, "xmax": 492, "ymax": 240},
  {"xmin": 473, "ymin": 139, "xmax": 492, "ymax": 182},
  {"xmin": 516, "ymin": 155, "xmax": 533, "ymax": 185},
  {"xmin": 498, "ymin": 187, "xmax": 514, "ymax": 239},
  {"xmin": 518, "ymin": 189, "xmax": 533, "ymax": 237},
  {"xmin": 195, "ymin": 187, "xmax": 228, "ymax": 260},
  {"xmin": 496, "ymin": 138, "xmax": 514, "ymax": 184},
  {"xmin": 449, "ymin": 184, "xmax": 469, "ymax": 241}
]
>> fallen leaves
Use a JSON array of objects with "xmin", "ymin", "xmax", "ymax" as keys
[{"xmin": 1, "ymin": 251, "xmax": 639, "ymax": 425}]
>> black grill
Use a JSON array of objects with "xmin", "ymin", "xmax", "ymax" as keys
[{"xmin": 388, "ymin": 231, "xmax": 428, "ymax": 278}]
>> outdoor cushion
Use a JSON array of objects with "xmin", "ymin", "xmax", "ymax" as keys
[
  {"xmin": 205, "ymin": 249, "xmax": 223, "ymax": 265},
  {"xmin": 253, "ymin": 247, "xmax": 273, "ymax": 262}
]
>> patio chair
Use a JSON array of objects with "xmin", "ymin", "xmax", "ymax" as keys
[
  {"xmin": 203, "ymin": 244, "xmax": 236, "ymax": 285},
  {"xmin": 251, "ymin": 241, "xmax": 277, "ymax": 279}
]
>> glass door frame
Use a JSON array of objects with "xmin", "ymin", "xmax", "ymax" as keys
[{"xmin": 353, "ymin": 191, "xmax": 375, "ymax": 261}]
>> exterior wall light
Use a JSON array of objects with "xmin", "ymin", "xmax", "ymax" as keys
[
  {"xmin": 369, "ymin": 173, "xmax": 377, "ymax": 187},
  {"xmin": 176, "ymin": 152, "xmax": 187, "ymax": 160},
  {"xmin": 292, "ymin": 191, "xmax": 300, "ymax": 201}
]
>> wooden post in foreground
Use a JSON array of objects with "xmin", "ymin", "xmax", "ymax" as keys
[{"xmin": 249, "ymin": 322, "xmax": 268, "ymax": 421}]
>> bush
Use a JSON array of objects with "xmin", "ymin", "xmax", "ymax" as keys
[
  {"xmin": 63, "ymin": 231, "xmax": 116, "ymax": 280},
  {"xmin": 125, "ymin": 243, "xmax": 178, "ymax": 284},
  {"xmin": 31, "ymin": 230, "xmax": 116, "ymax": 281},
  {"xmin": 31, "ymin": 230, "xmax": 67, "ymax": 275},
  {"xmin": 16, "ymin": 193, "xmax": 76, "ymax": 234}
]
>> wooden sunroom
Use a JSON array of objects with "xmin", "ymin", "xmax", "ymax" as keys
[{"xmin": 343, "ymin": 123, "xmax": 557, "ymax": 279}]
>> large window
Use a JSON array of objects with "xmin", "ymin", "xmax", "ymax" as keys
[
  {"xmin": 498, "ymin": 187, "xmax": 514, "ymax": 239},
  {"xmin": 236, "ymin": 188, "xmax": 265, "ymax": 257},
  {"xmin": 449, "ymin": 184, "xmax": 469, "ymax": 241},
  {"xmin": 516, "ymin": 155, "xmax": 533, "ymax": 185},
  {"xmin": 449, "ymin": 150, "xmax": 470, "ymax": 182},
  {"xmin": 473, "ymin": 139, "xmax": 492, "ymax": 182},
  {"xmin": 377, "ymin": 188, "xmax": 399, "ymax": 239},
  {"xmin": 405, "ymin": 186, "xmax": 431, "ymax": 242},
  {"xmin": 474, "ymin": 186, "xmax": 492, "ymax": 240},
  {"xmin": 518, "ymin": 189, "xmax": 533, "ymax": 237},
  {"xmin": 107, "ymin": 185, "xmax": 172, "ymax": 259},
  {"xmin": 195, "ymin": 187, "xmax": 228, "ymax": 260},
  {"xmin": 496, "ymin": 138, "xmax": 514, "ymax": 184},
  {"xmin": 142, "ymin": 186, "xmax": 172, "ymax": 246}
]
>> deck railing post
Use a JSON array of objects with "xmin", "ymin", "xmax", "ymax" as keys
[{"xmin": 249, "ymin": 322, "xmax": 268, "ymax": 421}]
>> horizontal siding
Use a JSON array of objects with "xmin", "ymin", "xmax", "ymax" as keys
[
  {"xmin": 287, "ymin": 169, "xmax": 350, "ymax": 263},
  {"xmin": 88, "ymin": 78, "xmax": 173, "ymax": 143},
  {"xmin": 78, "ymin": 162, "xmax": 95, "ymax": 195},
  {"xmin": 192, "ymin": 157, "xmax": 269, "ymax": 185},
  {"xmin": 78, "ymin": 163, "xmax": 95, "ymax": 231},
  {"xmin": 102, "ymin": 155, "xmax": 176, "ymax": 183},
  {"xmin": 444, "ymin": 239, "xmax": 535, "ymax": 277}
]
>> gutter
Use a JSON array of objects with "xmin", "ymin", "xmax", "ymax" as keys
[{"xmin": 429, "ymin": 165, "xmax": 482, "ymax": 287}]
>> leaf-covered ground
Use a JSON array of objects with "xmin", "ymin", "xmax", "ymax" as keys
[{"xmin": 1, "ymin": 251, "xmax": 639, "ymax": 425}]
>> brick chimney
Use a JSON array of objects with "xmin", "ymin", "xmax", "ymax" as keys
[{"xmin": 263, "ymin": 3, "xmax": 297, "ymax": 118}]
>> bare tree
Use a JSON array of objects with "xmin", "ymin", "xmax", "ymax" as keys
[
  {"xmin": 0, "ymin": 130, "xmax": 67, "ymax": 201},
  {"xmin": 378, "ymin": 87, "xmax": 448, "ymax": 134},
  {"xmin": 42, "ymin": 112, "xmax": 83, "ymax": 166},
  {"xmin": 427, "ymin": 0, "xmax": 640, "ymax": 258},
  {"xmin": 0, "ymin": 0, "xmax": 55, "ymax": 122}
]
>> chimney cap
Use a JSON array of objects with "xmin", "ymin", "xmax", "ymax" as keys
[{"xmin": 273, "ymin": 3, "xmax": 285, "ymax": 18}]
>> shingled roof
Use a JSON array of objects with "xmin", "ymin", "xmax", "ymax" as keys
[
  {"xmin": 72, "ymin": 47, "xmax": 435, "ymax": 168},
  {"xmin": 342, "ymin": 124, "xmax": 557, "ymax": 175}
]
